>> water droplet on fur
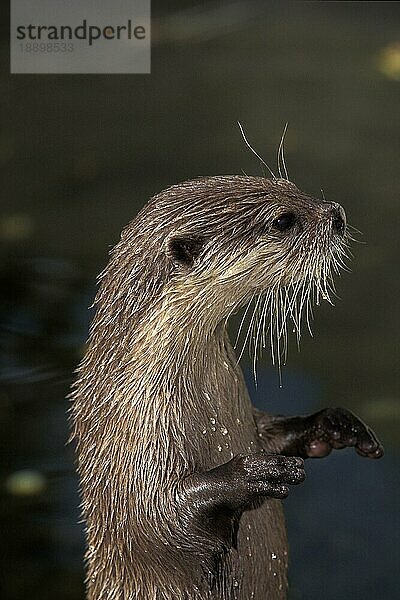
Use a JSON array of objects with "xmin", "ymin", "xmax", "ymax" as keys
[
  {"xmin": 217, "ymin": 445, "xmax": 222, "ymax": 452},
  {"xmin": 220, "ymin": 426, "xmax": 228, "ymax": 435},
  {"xmin": 233, "ymin": 580, "xmax": 239, "ymax": 587},
  {"xmin": 210, "ymin": 417, "xmax": 216, "ymax": 425},
  {"xmin": 202, "ymin": 429, "xmax": 207, "ymax": 434},
  {"xmin": 272, "ymin": 553, "xmax": 277, "ymax": 559},
  {"xmin": 236, "ymin": 418, "xmax": 241, "ymax": 425},
  {"xmin": 273, "ymin": 572, "xmax": 277, "ymax": 577},
  {"xmin": 211, "ymin": 426, "xmax": 216, "ymax": 432},
  {"xmin": 224, "ymin": 442, "xmax": 229, "ymax": 449}
]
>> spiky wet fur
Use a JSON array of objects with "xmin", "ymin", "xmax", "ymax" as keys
[{"xmin": 70, "ymin": 176, "xmax": 349, "ymax": 599}]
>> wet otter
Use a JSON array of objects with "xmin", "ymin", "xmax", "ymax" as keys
[{"xmin": 70, "ymin": 176, "xmax": 383, "ymax": 599}]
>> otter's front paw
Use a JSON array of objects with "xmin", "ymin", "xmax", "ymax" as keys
[
  {"xmin": 304, "ymin": 407, "xmax": 384, "ymax": 459},
  {"xmin": 179, "ymin": 454, "xmax": 305, "ymax": 556},
  {"xmin": 228, "ymin": 453, "xmax": 305, "ymax": 500}
]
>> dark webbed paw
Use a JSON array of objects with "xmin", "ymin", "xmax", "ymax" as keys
[
  {"xmin": 179, "ymin": 453, "xmax": 306, "ymax": 554},
  {"xmin": 229, "ymin": 453, "xmax": 305, "ymax": 500},
  {"xmin": 304, "ymin": 407, "xmax": 384, "ymax": 459},
  {"xmin": 182, "ymin": 453, "xmax": 306, "ymax": 515}
]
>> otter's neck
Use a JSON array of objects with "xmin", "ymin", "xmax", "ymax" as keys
[{"xmin": 123, "ymin": 309, "xmax": 256, "ymax": 471}]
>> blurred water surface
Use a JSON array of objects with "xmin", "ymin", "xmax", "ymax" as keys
[{"xmin": 1, "ymin": 2, "xmax": 399, "ymax": 598}]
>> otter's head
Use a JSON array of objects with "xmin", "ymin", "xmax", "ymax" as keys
[
  {"xmin": 98, "ymin": 175, "xmax": 349, "ymax": 367},
  {"xmin": 163, "ymin": 176, "xmax": 346, "ymax": 288}
]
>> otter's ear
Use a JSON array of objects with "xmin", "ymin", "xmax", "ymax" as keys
[{"xmin": 166, "ymin": 234, "xmax": 205, "ymax": 267}]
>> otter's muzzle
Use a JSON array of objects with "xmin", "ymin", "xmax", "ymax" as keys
[{"xmin": 321, "ymin": 202, "xmax": 346, "ymax": 236}]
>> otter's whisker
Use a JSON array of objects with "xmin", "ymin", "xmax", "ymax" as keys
[
  {"xmin": 298, "ymin": 276, "xmax": 314, "ymax": 338},
  {"xmin": 253, "ymin": 293, "xmax": 271, "ymax": 383},
  {"xmin": 237, "ymin": 121, "xmax": 276, "ymax": 179},
  {"xmin": 269, "ymin": 292, "xmax": 277, "ymax": 367},
  {"xmin": 269, "ymin": 287, "xmax": 285, "ymax": 374},
  {"xmin": 237, "ymin": 294, "xmax": 261, "ymax": 366},
  {"xmin": 284, "ymin": 279, "xmax": 303, "ymax": 334},
  {"xmin": 277, "ymin": 286, "xmax": 294, "ymax": 366},
  {"xmin": 274, "ymin": 289, "xmax": 287, "ymax": 384},
  {"xmin": 305, "ymin": 283, "xmax": 314, "ymax": 338},
  {"xmin": 261, "ymin": 290, "xmax": 272, "ymax": 350},
  {"xmin": 234, "ymin": 294, "xmax": 255, "ymax": 350},
  {"xmin": 279, "ymin": 287, "xmax": 289, "ymax": 365},
  {"xmin": 250, "ymin": 296, "xmax": 261, "ymax": 383},
  {"xmin": 277, "ymin": 122, "xmax": 289, "ymax": 181},
  {"xmin": 346, "ymin": 224, "xmax": 363, "ymax": 242},
  {"xmin": 291, "ymin": 280, "xmax": 303, "ymax": 342},
  {"xmin": 330, "ymin": 245, "xmax": 351, "ymax": 273}
]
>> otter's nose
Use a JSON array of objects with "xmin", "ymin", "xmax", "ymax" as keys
[{"xmin": 322, "ymin": 202, "xmax": 346, "ymax": 236}]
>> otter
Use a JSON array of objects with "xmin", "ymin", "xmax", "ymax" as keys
[{"xmin": 70, "ymin": 175, "xmax": 383, "ymax": 600}]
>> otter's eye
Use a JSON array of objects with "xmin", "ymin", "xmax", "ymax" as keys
[{"xmin": 272, "ymin": 212, "xmax": 296, "ymax": 232}]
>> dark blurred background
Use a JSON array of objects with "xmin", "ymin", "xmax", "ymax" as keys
[{"xmin": 1, "ymin": 1, "xmax": 399, "ymax": 599}]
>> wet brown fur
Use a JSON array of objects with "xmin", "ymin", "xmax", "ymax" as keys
[{"xmin": 70, "ymin": 176, "xmax": 347, "ymax": 599}]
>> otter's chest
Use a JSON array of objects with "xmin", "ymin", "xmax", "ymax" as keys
[{"xmin": 187, "ymin": 362, "xmax": 262, "ymax": 469}]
